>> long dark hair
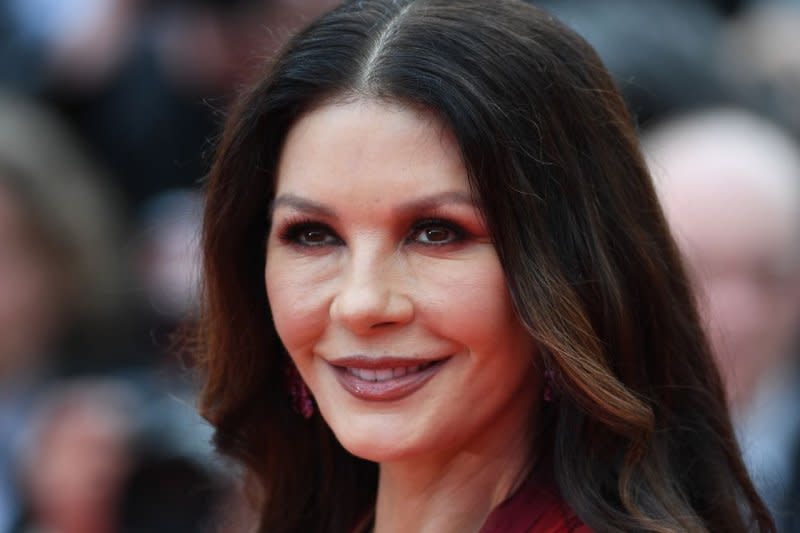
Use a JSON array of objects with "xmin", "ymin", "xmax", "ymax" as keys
[{"xmin": 196, "ymin": 1, "xmax": 775, "ymax": 531}]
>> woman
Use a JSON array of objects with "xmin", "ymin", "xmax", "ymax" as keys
[
  {"xmin": 0, "ymin": 90, "xmax": 124, "ymax": 532},
  {"xmin": 195, "ymin": 1, "xmax": 775, "ymax": 531}
]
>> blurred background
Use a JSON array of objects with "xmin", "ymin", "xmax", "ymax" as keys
[{"xmin": 0, "ymin": 0, "xmax": 798, "ymax": 531}]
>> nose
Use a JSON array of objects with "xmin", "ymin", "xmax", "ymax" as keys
[{"xmin": 329, "ymin": 251, "xmax": 414, "ymax": 335}]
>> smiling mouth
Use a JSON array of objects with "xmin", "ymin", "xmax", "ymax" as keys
[
  {"xmin": 345, "ymin": 361, "xmax": 439, "ymax": 382},
  {"xmin": 329, "ymin": 357, "xmax": 449, "ymax": 401}
]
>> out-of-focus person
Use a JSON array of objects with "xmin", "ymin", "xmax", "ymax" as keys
[
  {"xmin": 12, "ymin": 376, "xmax": 228, "ymax": 533},
  {"xmin": 13, "ymin": 380, "xmax": 137, "ymax": 533},
  {"xmin": 645, "ymin": 107, "xmax": 800, "ymax": 529},
  {"xmin": 11, "ymin": 374, "xmax": 227, "ymax": 533},
  {"xmin": 0, "ymin": 89, "xmax": 124, "ymax": 532}
]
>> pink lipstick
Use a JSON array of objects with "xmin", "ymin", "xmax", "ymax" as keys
[{"xmin": 329, "ymin": 356, "xmax": 449, "ymax": 401}]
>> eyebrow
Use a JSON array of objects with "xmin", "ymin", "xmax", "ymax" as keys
[
  {"xmin": 270, "ymin": 194, "xmax": 336, "ymax": 218},
  {"xmin": 270, "ymin": 190, "xmax": 479, "ymax": 218}
]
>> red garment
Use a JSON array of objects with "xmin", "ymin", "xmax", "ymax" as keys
[
  {"xmin": 478, "ymin": 469, "xmax": 592, "ymax": 533},
  {"xmin": 352, "ymin": 466, "xmax": 591, "ymax": 533}
]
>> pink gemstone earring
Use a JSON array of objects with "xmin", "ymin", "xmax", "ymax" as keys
[
  {"xmin": 285, "ymin": 363, "xmax": 314, "ymax": 419},
  {"xmin": 543, "ymin": 369, "xmax": 557, "ymax": 402}
]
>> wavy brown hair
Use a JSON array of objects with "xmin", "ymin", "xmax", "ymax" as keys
[{"xmin": 195, "ymin": 1, "xmax": 775, "ymax": 531}]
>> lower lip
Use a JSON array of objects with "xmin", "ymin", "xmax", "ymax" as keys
[{"xmin": 332, "ymin": 360, "xmax": 448, "ymax": 402}]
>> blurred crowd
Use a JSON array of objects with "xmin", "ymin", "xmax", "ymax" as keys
[{"xmin": 0, "ymin": 0, "xmax": 798, "ymax": 531}]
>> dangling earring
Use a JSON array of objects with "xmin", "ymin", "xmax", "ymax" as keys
[
  {"xmin": 543, "ymin": 368, "xmax": 558, "ymax": 402},
  {"xmin": 285, "ymin": 363, "xmax": 314, "ymax": 419}
]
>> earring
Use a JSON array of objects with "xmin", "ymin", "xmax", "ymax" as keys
[
  {"xmin": 543, "ymin": 369, "xmax": 557, "ymax": 402},
  {"xmin": 285, "ymin": 363, "xmax": 314, "ymax": 419}
]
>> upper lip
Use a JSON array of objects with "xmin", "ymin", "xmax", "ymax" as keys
[{"xmin": 328, "ymin": 355, "xmax": 447, "ymax": 369}]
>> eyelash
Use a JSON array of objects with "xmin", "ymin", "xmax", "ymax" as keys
[
  {"xmin": 278, "ymin": 219, "xmax": 341, "ymax": 247},
  {"xmin": 408, "ymin": 218, "xmax": 467, "ymax": 246},
  {"xmin": 276, "ymin": 217, "xmax": 468, "ymax": 248}
]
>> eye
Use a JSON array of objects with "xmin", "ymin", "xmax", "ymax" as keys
[
  {"xmin": 280, "ymin": 221, "xmax": 341, "ymax": 247},
  {"xmin": 409, "ymin": 219, "xmax": 465, "ymax": 245}
]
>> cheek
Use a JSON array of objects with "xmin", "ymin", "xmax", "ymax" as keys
[
  {"xmin": 414, "ymin": 254, "xmax": 522, "ymax": 348},
  {"xmin": 265, "ymin": 254, "xmax": 333, "ymax": 354}
]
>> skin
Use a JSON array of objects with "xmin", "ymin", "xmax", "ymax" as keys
[
  {"xmin": 265, "ymin": 99, "xmax": 541, "ymax": 533},
  {"xmin": 646, "ymin": 109, "xmax": 800, "ymax": 410},
  {"xmin": 28, "ymin": 406, "xmax": 130, "ymax": 533}
]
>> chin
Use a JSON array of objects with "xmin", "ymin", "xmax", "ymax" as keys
[{"xmin": 328, "ymin": 417, "xmax": 428, "ymax": 464}]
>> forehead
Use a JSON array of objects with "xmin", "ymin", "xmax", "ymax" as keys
[{"xmin": 275, "ymin": 100, "xmax": 469, "ymax": 201}]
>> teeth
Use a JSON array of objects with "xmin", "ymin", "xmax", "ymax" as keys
[{"xmin": 347, "ymin": 364, "xmax": 430, "ymax": 382}]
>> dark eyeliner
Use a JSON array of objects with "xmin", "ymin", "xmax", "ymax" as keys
[
  {"xmin": 409, "ymin": 218, "xmax": 468, "ymax": 245},
  {"xmin": 278, "ymin": 218, "xmax": 340, "ymax": 246}
]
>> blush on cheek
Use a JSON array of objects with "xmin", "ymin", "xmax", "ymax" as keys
[
  {"xmin": 430, "ymin": 266, "xmax": 515, "ymax": 336},
  {"xmin": 266, "ymin": 279, "xmax": 327, "ymax": 355}
]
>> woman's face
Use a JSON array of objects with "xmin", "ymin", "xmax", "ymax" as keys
[{"xmin": 266, "ymin": 100, "xmax": 539, "ymax": 463}]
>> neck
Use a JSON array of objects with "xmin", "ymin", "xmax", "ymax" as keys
[{"xmin": 373, "ymin": 412, "xmax": 538, "ymax": 533}]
